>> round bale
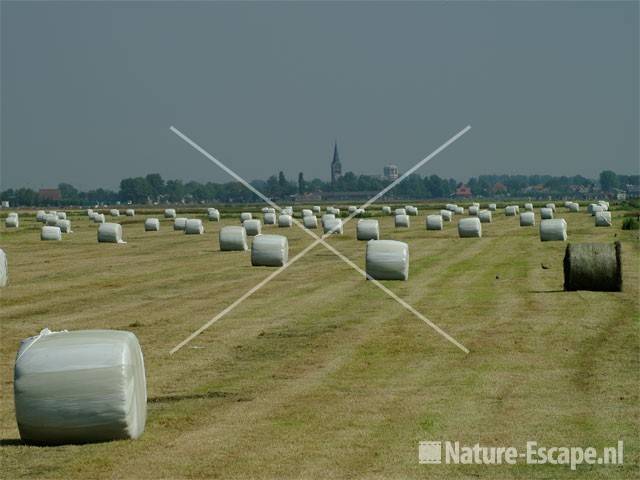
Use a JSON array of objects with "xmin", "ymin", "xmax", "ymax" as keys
[
  {"xmin": 488, "ymin": 203, "xmax": 497, "ymax": 211},
  {"xmin": 303, "ymin": 215, "xmax": 318, "ymax": 229},
  {"xmin": 478, "ymin": 210, "xmax": 492, "ymax": 223},
  {"xmin": 240, "ymin": 212, "xmax": 252, "ymax": 223},
  {"xmin": 144, "ymin": 218, "xmax": 160, "ymax": 231},
  {"xmin": 208, "ymin": 208, "xmax": 220, "ymax": 221},
  {"xmin": 5, "ymin": 216, "xmax": 19, "ymax": 228},
  {"xmin": 36, "ymin": 210, "xmax": 46, "ymax": 222},
  {"xmin": 164, "ymin": 208, "xmax": 176, "ymax": 219},
  {"xmin": 519, "ymin": 212, "xmax": 535, "ymax": 227},
  {"xmin": 93, "ymin": 213, "xmax": 106, "ymax": 224},
  {"xmin": 458, "ymin": 217, "xmax": 482, "ymax": 238},
  {"xmin": 540, "ymin": 207, "xmax": 554, "ymax": 220},
  {"xmin": 524, "ymin": 203, "xmax": 534, "ymax": 211},
  {"xmin": 98, "ymin": 223, "xmax": 126, "ymax": 243},
  {"xmin": 185, "ymin": 219, "xmax": 204, "ymax": 235},
  {"xmin": 278, "ymin": 214, "xmax": 293, "ymax": 228},
  {"xmin": 505, "ymin": 206, "xmax": 518, "ymax": 216},
  {"xmin": 110, "ymin": 209, "xmax": 120, "ymax": 217},
  {"xmin": 56, "ymin": 212, "xmax": 67, "ymax": 220},
  {"xmin": 540, "ymin": 219, "xmax": 567, "ymax": 242},
  {"xmin": 14, "ymin": 329, "xmax": 146, "ymax": 445},
  {"xmin": 381, "ymin": 206, "xmax": 392, "ymax": 215},
  {"xmin": 440, "ymin": 210, "xmax": 453, "ymax": 221},
  {"xmin": 45, "ymin": 213, "xmax": 59, "ymax": 226},
  {"xmin": 41, "ymin": 226, "xmax": 62, "ymax": 241},
  {"xmin": 563, "ymin": 242, "xmax": 622, "ymax": 292},
  {"xmin": 323, "ymin": 218, "xmax": 343, "ymax": 235},
  {"xmin": 426, "ymin": 214, "xmax": 443, "ymax": 230},
  {"xmin": 595, "ymin": 211, "xmax": 612, "ymax": 227},
  {"xmin": 125, "ymin": 209, "xmax": 135, "ymax": 217},
  {"xmin": 173, "ymin": 217, "xmax": 188, "ymax": 231},
  {"xmin": 219, "ymin": 226, "xmax": 248, "ymax": 251},
  {"xmin": 263, "ymin": 212, "xmax": 277, "ymax": 225},
  {"xmin": 468, "ymin": 205, "xmax": 479, "ymax": 216},
  {"xmin": 56, "ymin": 219, "xmax": 72, "ymax": 233},
  {"xmin": 357, "ymin": 219, "xmax": 380, "ymax": 240},
  {"xmin": 0, "ymin": 248, "xmax": 7, "ymax": 287},
  {"xmin": 243, "ymin": 219, "xmax": 262, "ymax": 236},
  {"xmin": 395, "ymin": 214, "xmax": 410, "ymax": 228},
  {"xmin": 365, "ymin": 240, "xmax": 409, "ymax": 281},
  {"xmin": 251, "ymin": 234, "xmax": 288, "ymax": 267}
]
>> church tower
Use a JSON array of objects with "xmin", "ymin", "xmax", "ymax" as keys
[{"xmin": 331, "ymin": 141, "xmax": 342, "ymax": 185}]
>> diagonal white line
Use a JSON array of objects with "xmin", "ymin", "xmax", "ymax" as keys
[{"xmin": 169, "ymin": 126, "xmax": 471, "ymax": 354}]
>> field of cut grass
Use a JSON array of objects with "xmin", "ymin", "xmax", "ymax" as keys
[{"xmin": 1, "ymin": 204, "xmax": 638, "ymax": 479}]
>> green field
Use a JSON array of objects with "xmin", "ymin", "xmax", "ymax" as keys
[{"xmin": 1, "ymin": 205, "xmax": 638, "ymax": 479}]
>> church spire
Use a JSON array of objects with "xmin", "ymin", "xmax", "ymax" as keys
[{"xmin": 331, "ymin": 140, "xmax": 342, "ymax": 184}]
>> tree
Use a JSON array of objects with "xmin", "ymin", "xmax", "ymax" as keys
[
  {"xmin": 298, "ymin": 172, "xmax": 306, "ymax": 194},
  {"xmin": 278, "ymin": 171, "xmax": 287, "ymax": 190},
  {"xmin": 145, "ymin": 173, "xmax": 165, "ymax": 200},
  {"xmin": 599, "ymin": 170, "xmax": 618, "ymax": 192}
]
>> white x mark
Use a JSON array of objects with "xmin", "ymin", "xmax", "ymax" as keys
[{"xmin": 169, "ymin": 125, "xmax": 471, "ymax": 355}]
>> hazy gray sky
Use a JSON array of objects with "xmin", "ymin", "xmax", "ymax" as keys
[{"xmin": 1, "ymin": 1, "xmax": 638, "ymax": 190}]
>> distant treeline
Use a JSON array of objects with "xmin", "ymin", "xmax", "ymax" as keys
[{"xmin": 1, "ymin": 170, "xmax": 638, "ymax": 206}]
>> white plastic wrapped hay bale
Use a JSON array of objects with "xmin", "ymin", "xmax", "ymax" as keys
[
  {"xmin": 243, "ymin": 219, "xmax": 262, "ymax": 236},
  {"xmin": 41, "ymin": 226, "xmax": 62, "ymax": 241},
  {"xmin": 520, "ymin": 212, "xmax": 535, "ymax": 226},
  {"xmin": 524, "ymin": 203, "xmax": 533, "ymax": 211},
  {"xmin": 505, "ymin": 206, "xmax": 518, "ymax": 216},
  {"xmin": 545, "ymin": 203, "xmax": 556, "ymax": 212},
  {"xmin": 261, "ymin": 207, "xmax": 270, "ymax": 214},
  {"xmin": 173, "ymin": 217, "xmax": 188, "ymax": 231},
  {"xmin": 45, "ymin": 213, "xmax": 58, "ymax": 226},
  {"xmin": 5, "ymin": 215, "xmax": 19, "ymax": 228},
  {"xmin": 144, "ymin": 218, "xmax": 160, "ymax": 231},
  {"xmin": 219, "ymin": 226, "xmax": 248, "ymax": 251},
  {"xmin": 251, "ymin": 234, "xmax": 288, "ymax": 267},
  {"xmin": 332, "ymin": 208, "xmax": 341, "ymax": 216},
  {"xmin": 321, "ymin": 214, "xmax": 336, "ymax": 227},
  {"xmin": 14, "ymin": 329, "xmax": 146, "ymax": 445},
  {"xmin": 458, "ymin": 217, "xmax": 482, "ymax": 238},
  {"xmin": 302, "ymin": 209, "xmax": 313, "ymax": 217},
  {"xmin": 381, "ymin": 206, "xmax": 392, "ymax": 215},
  {"xmin": 263, "ymin": 212, "xmax": 277, "ymax": 225},
  {"xmin": 56, "ymin": 212, "xmax": 67, "ymax": 220},
  {"xmin": 355, "ymin": 208, "xmax": 366, "ymax": 217},
  {"xmin": 208, "ymin": 208, "xmax": 220, "ymax": 221},
  {"xmin": 540, "ymin": 219, "xmax": 567, "ymax": 242},
  {"xmin": 93, "ymin": 213, "xmax": 106, "ymax": 224},
  {"xmin": 598, "ymin": 200, "xmax": 609, "ymax": 211},
  {"xmin": 348, "ymin": 206, "xmax": 357, "ymax": 214},
  {"xmin": 125, "ymin": 209, "xmax": 135, "ymax": 217},
  {"xmin": 365, "ymin": 240, "xmax": 409, "ymax": 281},
  {"xmin": 282, "ymin": 207, "xmax": 293, "ymax": 216},
  {"xmin": 468, "ymin": 205, "xmax": 479, "ymax": 216},
  {"xmin": 357, "ymin": 219, "xmax": 380, "ymax": 240},
  {"xmin": 164, "ymin": 208, "xmax": 176, "ymax": 219},
  {"xmin": 394, "ymin": 208, "xmax": 406, "ymax": 216},
  {"xmin": 303, "ymin": 215, "xmax": 318, "ymax": 229},
  {"xmin": 240, "ymin": 212, "xmax": 252, "ymax": 223},
  {"xmin": 110, "ymin": 209, "xmax": 120, "ymax": 217},
  {"xmin": 323, "ymin": 218, "xmax": 343, "ymax": 235},
  {"xmin": 590, "ymin": 204, "xmax": 605, "ymax": 216},
  {"xmin": 98, "ymin": 223, "xmax": 126, "ymax": 244},
  {"xmin": 440, "ymin": 209, "xmax": 453, "ymax": 221},
  {"xmin": 488, "ymin": 203, "xmax": 497, "ymax": 211},
  {"xmin": 455, "ymin": 206, "xmax": 464, "ymax": 215},
  {"xmin": 312, "ymin": 206, "xmax": 321, "ymax": 213},
  {"xmin": 0, "ymin": 248, "xmax": 7, "ymax": 287},
  {"xmin": 426, "ymin": 214, "xmax": 443, "ymax": 230},
  {"xmin": 278, "ymin": 214, "xmax": 293, "ymax": 227},
  {"xmin": 395, "ymin": 214, "xmax": 410, "ymax": 228},
  {"xmin": 595, "ymin": 211, "xmax": 612, "ymax": 227},
  {"xmin": 56, "ymin": 219, "xmax": 72, "ymax": 233},
  {"xmin": 540, "ymin": 207, "xmax": 554, "ymax": 220},
  {"xmin": 406, "ymin": 206, "xmax": 418, "ymax": 216},
  {"xmin": 567, "ymin": 202, "xmax": 580, "ymax": 212},
  {"xmin": 478, "ymin": 210, "xmax": 492, "ymax": 223},
  {"xmin": 446, "ymin": 203, "xmax": 457, "ymax": 212},
  {"xmin": 36, "ymin": 210, "xmax": 46, "ymax": 222},
  {"xmin": 185, "ymin": 219, "xmax": 204, "ymax": 235},
  {"xmin": 87, "ymin": 209, "xmax": 94, "ymax": 217}
]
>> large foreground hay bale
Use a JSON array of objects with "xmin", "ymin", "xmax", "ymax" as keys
[
  {"xmin": 144, "ymin": 218, "xmax": 160, "ymax": 231},
  {"xmin": 185, "ymin": 219, "xmax": 204, "ymax": 235},
  {"xmin": 357, "ymin": 219, "xmax": 380, "ymax": 240},
  {"xmin": 540, "ymin": 219, "xmax": 567, "ymax": 241},
  {"xmin": 563, "ymin": 242, "xmax": 622, "ymax": 292},
  {"xmin": 458, "ymin": 217, "xmax": 482, "ymax": 238},
  {"xmin": 173, "ymin": 218, "xmax": 188, "ymax": 231},
  {"xmin": 520, "ymin": 212, "xmax": 535, "ymax": 226},
  {"xmin": 56, "ymin": 219, "xmax": 72, "ymax": 233},
  {"xmin": 303, "ymin": 215, "xmax": 318, "ymax": 229},
  {"xmin": 323, "ymin": 218, "xmax": 343, "ymax": 234},
  {"xmin": 365, "ymin": 240, "xmax": 409, "ymax": 281},
  {"xmin": 395, "ymin": 214, "xmax": 410, "ymax": 228},
  {"xmin": 14, "ymin": 329, "xmax": 146, "ymax": 445},
  {"xmin": 426, "ymin": 214, "xmax": 443, "ymax": 230},
  {"xmin": 164, "ymin": 208, "xmax": 176, "ymax": 219},
  {"xmin": 595, "ymin": 211, "xmax": 612, "ymax": 227},
  {"xmin": 41, "ymin": 226, "xmax": 62, "ymax": 241},
  {"xmin": 540, "ymin": 207, "xmax": 554, "ymax": 220},
  {"xmin": 98, "ymin": 223, "xmax": 126, "ymax": 243},
  {"xmin": 219, "ymin": 226, "xmax": 248, "ymax": 251},
  {"xmin": 243, "ymin": 219, "xmax": 262, "ymax": 236},
  {"xmin": 0, "ymin": 248, "xmax": 7, "ymax": 287},
  {"xmin": 251, "ymin": 234, "xmax": 288, "ymax": 267},
  {"xmin": 263, "ymin": 212, "xmax": 277, "ymax": 225},
  {"xmin": 278, "ymin": 214, "xmax": 293, "ymax": 227},
  {"xmin": 478, "ymin": 210, "xmax": 492, "ymax": 223}
]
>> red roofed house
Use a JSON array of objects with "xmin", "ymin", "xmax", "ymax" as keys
[{"xmin": 455, "ymin": 184, "xmax": 472, "ymax": 198}]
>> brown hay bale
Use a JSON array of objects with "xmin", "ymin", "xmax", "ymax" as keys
[{"xmin": 563, "ymin": 242, "xmax": 622, "ymax": 292}]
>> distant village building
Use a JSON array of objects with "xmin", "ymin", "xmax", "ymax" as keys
[
  {"xmin": 627, "ymin": 184, "xmax": 640, "ymax": 199},
  {"xmin": 383, "ymin": 165, "xmax": 399, "ymax": 181},
  {"xmin": 330, "ymin": 141, "xmax": 342, "ymax": 185},
  {"xmin": 455, "ymin": 184, "xmax": 472, "ymax": 198},
  {"xmin": 38, "ymin": 188, "xmax": 61, "ymax": 201}
]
